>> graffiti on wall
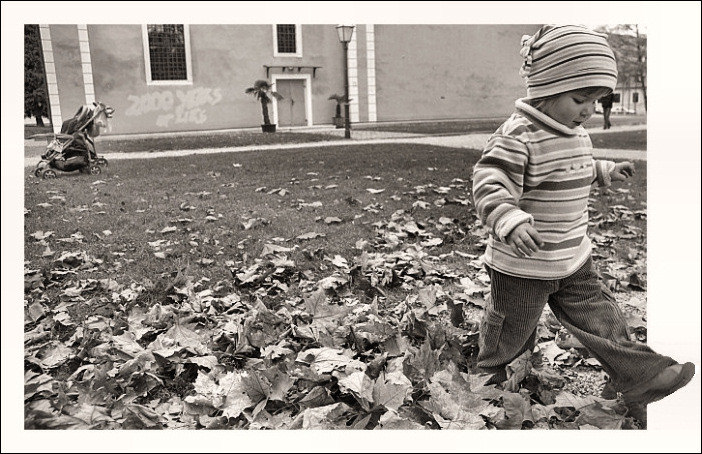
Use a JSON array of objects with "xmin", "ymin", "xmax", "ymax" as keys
[{"xmin": 125, "ymin": 87, "xmax": 223, "ymax": 127}]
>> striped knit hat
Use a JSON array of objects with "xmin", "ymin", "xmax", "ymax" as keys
[{"xmin": 520, "ymin": 25, "xmax": 618, "ymax": 99}]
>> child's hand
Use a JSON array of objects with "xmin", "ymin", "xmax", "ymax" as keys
[
  {"xmin": 611, "ymin": 162, "xmax": 635, "ymax": 182},
  {"xmin": 506, "ymin": 223, "xmax": 544, "ymax": 258}
]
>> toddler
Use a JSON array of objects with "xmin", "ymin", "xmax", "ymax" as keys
[{"xmin": 472, "ymin": 25, "xmax": 694, "ymax": 406}]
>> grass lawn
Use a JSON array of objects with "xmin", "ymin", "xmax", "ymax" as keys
[
  {"xmin": 357, "ymin": 114, "xmax": 646, "ymax": 135},
  {"xmin": 588, "ymin": 129, "xmax": 646, "ymax": 150},
  {"xmin": 355, "ymin": 118, "xmax": 506, "ymax": 135},
  {"xmin": 24, "ymin": 114, "xmax": 647, "ymax": 154},
  {"xmin": 25, "ymin": 124, "xmax": 53, "ymax": 139},
  {"xmin": 25, "ymin": 144, "xmax": 483, "ymax": 286},
  {"xmin": 23, "ymin": 142, "xmax": 649, "ymax": 429},
  {"xmin": 95, "ymin": 131, "xmax": 338, "ymax": 153},
  {"xmin": 24, "ymin": 142, "xmax": 647, "ymax": 331}
]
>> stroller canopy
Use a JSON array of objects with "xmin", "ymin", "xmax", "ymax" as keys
[{"xmin": 60, "ymin": 101, "xmax": 114, "ymax": 135}]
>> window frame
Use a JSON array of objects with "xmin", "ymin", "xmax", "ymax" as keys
[
  {"xmin": 142, "ymin": 24, "xmax": 193, "ymax": 85},
  {"xmin": 272, "ymin": 24, "xmax": 302, "ymax": 57}
]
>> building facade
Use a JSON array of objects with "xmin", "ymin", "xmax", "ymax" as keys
[
  {"xmin": 613, "ymin": 77, "xmax": 646, "ymax": 114},
  {"xmin": 39, "ymin": 24, "xmax": 537, "ymax": 135}
]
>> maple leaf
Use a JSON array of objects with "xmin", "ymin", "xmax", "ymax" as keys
[
  {"xmin": 27, "ymin": 302, "xmax": 47, "ymax": 323},
  {"xmin": 574, "ymin": 401, "xmax": 627, "ymax": 429},
  {"xmin": 328, "ymin": 255, "xmax": 349, "ymax": 268},
  {"xmin": 148, "ymin": 323, "xmax": 207, "ymax": 356},
  {"xmin": 421, "ymin": 370, "xmax": 488, "ymax": 430},
  {"xmin": 248, "ymin": 409, "xmax": 296, "ymax": 430},
  {"xmin": 63, "ymin": 402, "xmax": 114, "ymax": 428},
  {"xmin": 298, "ymin": 385, "xmax": 336, "ymax": 409},
  {"xmin": 375, "ymin": 411, "xmax": 426, "ymax": 430},
  {"xmin": 117, "ymin": 402, "xmax": 163, "ymax": 429},
  {"xmin": 337, "ymin": 370, "xmax": 375, "ymax": 411},
  {"xmin": 404, "ymin": 339, "xmax": 440, "ymax": 382},
  {"xmin": 496, "ymin": 391, "xmax": 534, "ymax": 429},
  {"xmin": 261, "ymin": 243, "xmax": 293, "ymax": 256},
  {"xmin": 537, "ymin": 340, "xmax": 570, "ymax": 365},
  {"xmin": 24, "ymin": 371, "xmax": 55, "ymax": 399},
  {"xmin": 39, "ymin": 343, "xmax": 74, "ymax": 369},
  {"xmin": 260, "ymin": 342, "xmax": 294, "ymax": 360},
  {"xmin": 296, "ymin": 348, "xmax": 366, "ymax": 375},
  {"xmin": 111, "ymin": 331, "xmax": 145, "ymax": 357},
  {"xmin": 554, "ymin": 392, "xmax": 604, "ymax": 410},
  {"xmin": 241, "ymin": 367, "xmax": 295, "ymax": 407},
  {"xmin": 372, "ymin": 370, "xmax": 412, "ymax": 411},
  {"xmin": 186, "ymin": 355, "xmax": 219, "ymax": 370},
  {"xmin": 317, "ymin": 274, "xmax": 348, "ymax": 291},
  {"xmin": 289, "ymin": 402, "xmax": 354, "ymax": 429},
  {"xmin": 191, "ymin": 370, "xmax": 256, "ymax": 419},
  {"xmin": 503, "ymin": 350, "xmax": 532, "ymax": 392}
]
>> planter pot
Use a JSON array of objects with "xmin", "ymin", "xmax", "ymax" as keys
[
  {"xmin": 333, "ymin": 116, "xmax": 344, "ymax": 128},
  {"xmin": 261, "ymin": 124, "xmax": 277, "ymax": 133}
]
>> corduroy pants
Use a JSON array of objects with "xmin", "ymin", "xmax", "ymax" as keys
[{"xmin": 477, "ymin": 256, "xmax": 676, "ymax": 393}]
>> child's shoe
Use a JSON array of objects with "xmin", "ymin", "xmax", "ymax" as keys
[{"xmin": 623, "ymin": 362, "xmax": 695, "ymax": 405}]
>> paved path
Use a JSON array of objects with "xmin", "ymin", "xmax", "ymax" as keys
[{"xmin": 24, "ymin": 124, "xmax": 646, "ymax": 168}]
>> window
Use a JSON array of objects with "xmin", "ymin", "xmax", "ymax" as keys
[
  {"xmin": 142, "ymin": 24, "xmax": 192, "ymax": 84},
  {"xmin": 274, "ymin": 24, "xmax": 302, "ymax": 57},
  {"xmin": 632, "ymin": 92, "xmax": 639, "ymax": 103},
  {"xmin": 613, "ymin": 93, "xmax": 621, "ymax": 103}
]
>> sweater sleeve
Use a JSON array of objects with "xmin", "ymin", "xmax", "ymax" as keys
[
  {"xmin": 472, "ymin": 134, "xmax": 533, "ymax": 242},
  {"xmin": 591, "ymin": 159, "xmax": 616, "ymax": 187}
]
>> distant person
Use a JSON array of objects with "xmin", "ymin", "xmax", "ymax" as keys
[
  {"xmin": 472, "ymin": 25, "xmax": 694, "ymax": 412},
  {"xmin": 599, "ymin": 92, "xmax": 614, "ymax": 129}
]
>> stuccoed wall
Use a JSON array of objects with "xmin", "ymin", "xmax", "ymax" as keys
[
  {"xmin": 50, "ymin": 25, "xmax": 86, "ymax": 125},
  {"xmin": 48, "ymin": 24, "xmax": 540, "ymax": 134},
  {"xmin": 78, "ymin": 24, "xmax": 346, "ymax": 135},
  {"xmin": 373, "ymin": 24, "xmax": 538, "ymax": 122}
]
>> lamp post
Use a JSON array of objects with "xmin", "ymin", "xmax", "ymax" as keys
[{"xmin": 336, "ymin": 24, "xmax": 355, "ymax": 139}]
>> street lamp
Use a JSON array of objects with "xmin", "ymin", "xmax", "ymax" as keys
[{"xmin": 336, "ymin": 24, "xmax": 355, "ymax": 139}]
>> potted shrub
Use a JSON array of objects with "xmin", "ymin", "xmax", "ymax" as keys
[
  {"xmin": 245, "ymin": 80, "xmax": 283, "ymax": 133},
  {"xmin": 328, "ymin": 94, "xmax": 349, "ymax": 128}
]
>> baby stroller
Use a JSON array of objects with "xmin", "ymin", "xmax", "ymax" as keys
[{"xmin": 34, "ymin": 101, "xmax": 114, "ymax": 179}]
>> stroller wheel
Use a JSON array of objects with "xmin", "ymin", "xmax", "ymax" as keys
[
  {"xmin": 89, "ymin": 164, "xmax": 102, "ymax": 175},
  {"xmin": 42, "ymin": 169, "xmax": 57, "ymax": 179},
  {"xmin": 35, "ymin": 167, "xmax": 43, "ymax": 177}
]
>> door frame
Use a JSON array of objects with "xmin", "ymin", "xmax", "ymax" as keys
[{"xmin": 271, "ymin": 73, "xmax": 313, "ymax": 127}]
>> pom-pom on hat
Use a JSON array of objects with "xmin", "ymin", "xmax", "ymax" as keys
[{"xmin": 520, "ymin": 25, "xmax": 618, "ymax": 99}]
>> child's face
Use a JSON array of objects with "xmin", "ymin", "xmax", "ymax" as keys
[{"xmin": 542, "ymin": 90, "xmax": 600, "ymax": 128}]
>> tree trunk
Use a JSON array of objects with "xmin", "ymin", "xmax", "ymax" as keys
[
  {"xmin": 261, "ymin": 100, "xmax": 271, "ymax": 125},
  {"xmin": 635, "ymin": 25, "xmax": 647, "ymax": 111},
  {"xmin": 34, "ymin": 114, "xmax": 45, "ymax": 126}
]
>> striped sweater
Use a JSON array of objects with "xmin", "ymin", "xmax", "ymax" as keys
[{"xmin": 472, "ymin": 99, "xmax": 615, "ymax": 279}]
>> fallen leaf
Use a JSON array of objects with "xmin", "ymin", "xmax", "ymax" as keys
[
  {"xmin": 375, "ymin": 411, "xmax": 426, "ymax": 430},
  {"xmin": 39, "ymin": 344, "xmax": 74, "ymax": 369},
  {"xmin": 296, "ymin": 232, "xmax": 326, "ymax": 241},
  {"xmin": 372, "ymin": 371, "xmax": 412, "ymax": 411},
  {"xmin": 337, "ymin": 370, "xmax": 374, "ymax": 410},
  {"xmin": 554, "ymin": 392, "xmax": 603, "ymax": 410},
  {"xmin": 296, "ymin": 348, "xmax": 365, "ymax": 375},
  {"xmin": 289, "ymin": 403, "xmax": 353, "ymax": 429},
  {"xmin": 574, "ymin": 401, "xmax": 626, "ymax": 429}
]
